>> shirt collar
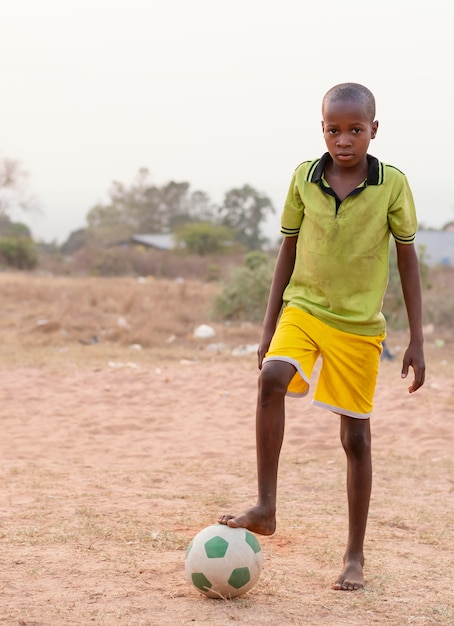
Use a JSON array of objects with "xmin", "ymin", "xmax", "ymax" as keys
[{"xmin": 310, "ymin": 152, "xmax": 380, "ymax": 185}]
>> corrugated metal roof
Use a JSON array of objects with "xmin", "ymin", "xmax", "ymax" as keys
[
  {"xmin": 415, "ymin": 231, "xmax": 454, "ymax": 266},
  {"xmin": 131, "ymin": 233, "xmax": 175, "ymax": 250}
]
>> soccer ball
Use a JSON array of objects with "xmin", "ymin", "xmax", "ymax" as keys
[{"xmin": 185, "ymin": 524, "xmax": 263, "ymax": 598}]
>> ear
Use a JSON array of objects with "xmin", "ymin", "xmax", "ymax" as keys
[
  {"xmin": 321, "ymin": 120, "xmax": 325, "ymax": 131},
  {"xmin": 371, "ymin": 120, "xmax": 379, "ymax": 139}
]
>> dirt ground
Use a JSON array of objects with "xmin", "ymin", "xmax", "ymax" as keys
[{"xmin": 0, "ymin": 273, "xmax": 453, "ymax": 625}]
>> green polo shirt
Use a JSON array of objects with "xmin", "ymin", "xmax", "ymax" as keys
[{"xmin": 281, "ymin": 153, "xmax": 417, "ymax": 336}]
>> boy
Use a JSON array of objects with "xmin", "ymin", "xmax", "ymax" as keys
[{"xmin": 219, "ymin": 83, "xmax": 425, "ymax": 591}]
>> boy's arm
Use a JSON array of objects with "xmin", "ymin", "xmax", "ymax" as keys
[
  {"xmin": 258, "ymin": 235, "xmax": 298, "ymax": 368},
  {"xmin": 396, "ymin": 242, "xmax": 426, "ymax": 393}
]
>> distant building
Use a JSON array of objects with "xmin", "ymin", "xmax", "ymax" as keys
[
  {"xmin": 130, "ymin": 233, "xmax": 176, "ymax": 250},
  {"xmin": 108, "ymin": 233, "xmax": 176, "ymax": 251},
  {"xmin": 415, "ymin": 230, "xmax": 454, "ymax": 267}
]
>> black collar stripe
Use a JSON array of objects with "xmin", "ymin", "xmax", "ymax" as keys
[
  {"xmin": 308, "ymin": 153, "xmax": 381, "ymax": 186},
  {"xmin": 306, "ymin": 159, "xmax": 320, "ymax": 181}
]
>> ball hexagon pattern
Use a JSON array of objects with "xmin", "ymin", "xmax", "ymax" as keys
[{"xmin": 185, "ymin": 524, "xmax": 263, "ymax": 598}]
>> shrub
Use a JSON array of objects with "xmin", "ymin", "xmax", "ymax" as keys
[
  {"xmin": 212, "ymin": 251, "xmax": 274, "ymax": 321},
  {"xmin": 175, "ymin": 222, "xmax": 234, "ymax": 256},
  {"xmin": 0, "ymin": 237, "xmax": 38, "ymax": 269}
]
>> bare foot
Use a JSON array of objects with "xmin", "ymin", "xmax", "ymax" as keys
[
  {"xmin": 333, "ymin": 559, "xmax": 365, "ymax": 591},
  {"xmin": 218, "ymin": 505, "xmax": 276, "ymax": 536}
]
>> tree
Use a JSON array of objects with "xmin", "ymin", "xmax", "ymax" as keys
[
  {"xmin": 0, "ymin": 215, "xmax": 32, "ymax": 238},
  {"xmin": 142, "ymin": 180, "xmax": 191, "ymax": 232},
  {"xmin": 0, "ymin": 214, "xmax": 36, "ymax": 268},
  {"xmin": 0, "ymin": 161, "xmax": 38, "ymax": 269},
  {"xmin": 186, "ymin": 190, "xmax": 217, "ymax": 223},
  {"xmin": 219, "ymin": 185, "xmax": 275, "ymax": 251},
  {"xmin": 86, "ymin": 168, "xmax": 153, "ymax": 244},
  {"xmin": 60, "ymin": 228, "xmax": 88, "ymax": 255},
  {"xmin": 86, "ymin": 202, "xmax": 132, "ymax": 245},
  {"xmin": 85, "ymin": 169, "xmax": 217, "ymax": 245},
  {"xmin": 0, "ymin": 158, "xmax": 35, "ymax": 217}
]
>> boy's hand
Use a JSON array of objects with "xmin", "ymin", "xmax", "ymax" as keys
[{"xmin": 401, "ymin": 343, "xmax": 425, "ymax": 393}]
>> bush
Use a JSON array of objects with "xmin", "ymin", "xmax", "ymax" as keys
[
  {"xmin": 212, "ymin": 251, "xmax": 274, "ymax": 321},
  {"xmin": 0, "ymin": 237, "xmax": 38, "ymax": 269},
  {"xmin": 175, "ymin": 222, "xmax": 234, "ymax": 256}
]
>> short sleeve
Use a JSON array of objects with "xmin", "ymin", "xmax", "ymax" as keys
[
  {"xmin": 280, "ymin": 168, "xmax": 305, "ymax": 237},
  {"xmin": 387, "ymin": 169, "xmax": 418, "ymax": 244}
]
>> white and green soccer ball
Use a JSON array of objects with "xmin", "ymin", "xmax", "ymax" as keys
[{"xmin": 185, "ymin": 524, "xmax": 263, "ymax": 598}]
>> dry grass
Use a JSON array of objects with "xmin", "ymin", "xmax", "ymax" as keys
[{"xmin": 0, "ymin": 272, "xmax": 260, "ymax": 368}]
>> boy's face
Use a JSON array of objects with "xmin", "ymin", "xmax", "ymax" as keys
[{"xmin": 321, "ymin": 99, "xmax": 378, "ymax": 169}]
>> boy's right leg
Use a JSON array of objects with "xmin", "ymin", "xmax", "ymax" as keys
[{"xmin": 218, "ymin": 360, "xmax": 296, "ymax": 535}]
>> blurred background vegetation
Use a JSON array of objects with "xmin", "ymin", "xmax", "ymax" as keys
[{"xmin": 0, "ymin": 156, "xmax": 452, "ymax": 331}]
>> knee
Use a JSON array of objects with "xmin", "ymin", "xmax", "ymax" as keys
[
  {"xmin": 258, "ymin": 363, "xmax": 290, "ymax": 404},
  {"xmin": 340, "ymin": 422, "xmax": 371, "ymax": 459}
]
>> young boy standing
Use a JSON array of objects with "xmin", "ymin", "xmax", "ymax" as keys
[{"xmin": 219, "ymin": 83, "xmax": 425, "ymax": 591}]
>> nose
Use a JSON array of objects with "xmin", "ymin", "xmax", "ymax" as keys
[{"xmin": 336, "ymin": 133, "xmax": 351, "ymax": 147}]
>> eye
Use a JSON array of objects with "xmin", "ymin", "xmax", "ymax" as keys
[
  {"xmin": 328, "ymin": 129, "xmax": 337, "ymax": 135},
  {"xmin": 353, "ymin": 128, "xmax": 362, "ymax": 134}
]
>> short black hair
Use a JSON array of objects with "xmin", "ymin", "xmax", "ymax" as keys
[{"xmin": 322, "ymin": 83, "xmax": 376, "ymax": 121}]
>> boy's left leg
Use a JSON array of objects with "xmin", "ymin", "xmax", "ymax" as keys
[{"xmin": 333, "ymin": 415, "xmax": 372, "ymax": 591}]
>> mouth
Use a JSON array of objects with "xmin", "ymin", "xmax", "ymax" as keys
[{"xmin": 337, "ymin": 153, "xmax": 354, "ymax": 160}]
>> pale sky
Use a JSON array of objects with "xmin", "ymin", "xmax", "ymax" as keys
[{"xmin": 1, "ymin": 0, "xmax": 453, "ymax": 243}]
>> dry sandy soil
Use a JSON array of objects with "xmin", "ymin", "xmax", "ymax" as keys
[{"xmin": 0, "ymin": 272, "xmax": 453, "ymax": 625}]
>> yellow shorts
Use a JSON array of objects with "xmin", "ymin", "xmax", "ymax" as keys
[{"xmin": 263, "ymin": 306, "xmax": 385, "ymax": 419}]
